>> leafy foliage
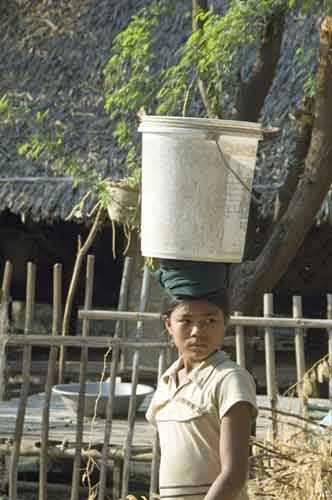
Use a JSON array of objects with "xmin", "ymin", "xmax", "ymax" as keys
[
  {"xmin": 104, "ymin": 1, "xmax": 172, "ymax": 177},
  {"xmin": 103, "ymin": 0, "xmax": 289, "ymax": 174}
]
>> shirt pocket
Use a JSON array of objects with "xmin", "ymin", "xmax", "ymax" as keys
[{"xmin": 155, "ymin": 393, "xmax": 214, "ymax": 422}]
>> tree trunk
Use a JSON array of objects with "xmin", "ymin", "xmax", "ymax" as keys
[
  {"xmin": 272, "ymin": 96, "xmax": 314, "ymax": 223},
  {"xmin": 236, "ymin": 10, "xmax": 285, "ymax": 122},
  {"xmin": 231, "ymin": 17, "xmax": 332, "ymax": 315}
]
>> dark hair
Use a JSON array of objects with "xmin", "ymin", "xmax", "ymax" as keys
[{"xmin": 161, "ymin": 289, "xmax": 231, "ymax": 325}]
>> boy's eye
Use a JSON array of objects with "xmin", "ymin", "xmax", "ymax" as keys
[
  {"xmin": 176, "ymin": 318, "xmax": 218, "ymax": 327},
  {"xmin": 178, "ymin": 319, "xmax": 191, "ymax": 325}
]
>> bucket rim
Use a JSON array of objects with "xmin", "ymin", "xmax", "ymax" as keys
[{"xmin": 138, "ymin": 115, "xmax": 263, "ymax": 138}]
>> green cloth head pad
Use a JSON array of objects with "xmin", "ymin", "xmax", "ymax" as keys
[{"xmin": 154, "ymin": 259, "xmax": 228, "ymax": 299}]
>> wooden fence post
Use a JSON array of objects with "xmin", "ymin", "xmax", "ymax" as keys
[
  {"xmin": 70, "ymin": 255, "xmax": 95, "ymax": 500},
  {"xmin": 293, "ymin": 295, "xmax": 307, "ymax": 415},
  {"xmin": 39, "ymin": 263, "xmax": 63, "ymax": 500},
  {"xmin": 327, "ymin": 294, "xmax": 332, "ymax": 398},
  {"xmin": 149, "ymin": 348, "xmax": 166, "ymax": 499},
  {"xmin": 117, "ymin": 256, "xmax": 134, "ymax": 371},
  {"xmin": 263, "ymin": 293, "xmax": 278, "ymax": 440},
  {"xmin": 9, "ymin": 262, "xmax": 36, "ymax": 500},
  {"xmin": 98, "ymin": 257, "xmax": 133, "ymax": 499},
  {"xmin": 0, "ymin": 261, "xmax": 12, "ymax": 402},
  {"xmin": 234, "ymin": 311, "xmax": 246, "ymax": 368},
  {"xmin": 121, "ymin": 266, "xmax": 151, "ymax": 499}
]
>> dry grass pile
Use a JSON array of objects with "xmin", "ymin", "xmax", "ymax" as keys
[{"xmin": 248, "ymin": 425, "xmax": 332, "ymax": 499}]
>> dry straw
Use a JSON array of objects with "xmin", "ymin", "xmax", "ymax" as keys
[
  {"xmin": 249, "ymin": 355, "xmax": 332, "ymax": 499},
  {"xmin": 248, "ymin": 428, "xmax": 332, "ymax": 499}
]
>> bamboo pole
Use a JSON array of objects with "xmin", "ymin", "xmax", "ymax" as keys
[
  {"xmin": 70, "ymin": 255, "xmax": 95, "ymax": 500},
  {"xmin": 79, "ymin": 309, "xmax": 160, "ymax": 321},
  {"xmin": 149, "ymin": 348, "xmax": 166, "ymax": 499},
  {"xmin": 293, "ymin": 296, "xmax": 307, "ymax": 415},
  {"xmin": 234, "ymin": 311, "xmax": 246, "ymax": 368},
  {"xmin": 9, "ymin": 262, "xmax": 36, "ymax": 500},
  {"xmin": 7, "ymin": 307, "xmax": 332, "ymax": 349},
  {"xmin": 1, "ymin": 260, "xmax": 13, "ymax": 300},
  {"xmin": 121, "ymin": 267, "xmax": 151, "ymax": 499},
  {"xmin": 6, "ymin": 335, "xmax": 169, "ymax": 349},
  {"xmin": 263, "ymin": 293, "xmax": 278, "ymax": 441},
  {"xmin": 7, "ymin": 359, "xmax": 160, "ymax": 376},
  {"xmin": 17, "ymin": 480, "xmax": 113, "ymax": 497},
  {"xmin": 0, "ymin": 261, "xmax": 13, "ymax": 494},
  {"xmin": 117, "ymin": 256, "xmax": 134, "ymax": 371},
  {"xmin": 78, "ymin": 309, "xmax": 332, "ymax": 329},
  {"xmin": 0, "ymin": 442, "xmax": 152, "ymax": 461},
  {"xmin": 39, "ymin": 264, "xmax": 62, "ymax": 500},
  {"xmin": 327, "ymin": 294, "xmax": 332, "ymax": 398},
  {"xmin": 98, "ymin": 343, "xmax": 120, "ymax": 500},
  {"xmin": 0, "ymin": 260, "xmax": 13, "ymax": 402}
]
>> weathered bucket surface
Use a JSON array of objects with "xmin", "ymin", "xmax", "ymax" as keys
[{"xmin": 139, "ymin": 116, "xmax": 262, "ymax": 263}]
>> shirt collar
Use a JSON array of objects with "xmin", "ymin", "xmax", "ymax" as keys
[{"xmin": 162, "ymin": 350, "xmax": 230, "ymax": 388}]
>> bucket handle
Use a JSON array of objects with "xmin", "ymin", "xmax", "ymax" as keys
[{"xmin": 215, "ymin": 140, "xmax": 260, "ymax": 205}]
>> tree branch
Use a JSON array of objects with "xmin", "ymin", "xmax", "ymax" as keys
[
  {"xmin": 236, "ymin": 10, "xmax": 285, "ymax": 122},
  {"xmin": 58, "ymin": 206, "xmax": 106, "ymax": 383},
  {"xmin": 192, "ymin": 0, "xmax": 221, "ymax": 118},
  {"xmin": 231, "ymin": 17, "xmax": 332, "ymax": 314},
  {"xmin": 273, "ymin": 97, "xmax": 314, "ymax": 223}
]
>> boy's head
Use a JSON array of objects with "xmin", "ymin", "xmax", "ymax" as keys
[
  {"xmin": 161, "ymin": 289, "xmax": 230, "ymax": 326},
  {"xmin": 162, "ymin": 293, "xmax": 229, "ymax": 363}
]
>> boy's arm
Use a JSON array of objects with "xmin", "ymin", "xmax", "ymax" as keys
[{"xmin": 204, "ymin": 401, "xmax": 252, "ymax": 500}]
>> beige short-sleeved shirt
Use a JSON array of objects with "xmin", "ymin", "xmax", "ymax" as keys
[{"xmin": 146, "ymin": 350, "xmax": 257, "ymax": 500}]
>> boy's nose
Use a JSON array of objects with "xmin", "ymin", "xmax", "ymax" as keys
[{"xmin": 189, "ymin": 322, "xmax": 204, "ymax": 336}]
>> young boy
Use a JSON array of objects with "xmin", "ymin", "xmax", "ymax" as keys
[{"xmin": 146, "ymin": 262, "xmax": 257, "ymax": 500}]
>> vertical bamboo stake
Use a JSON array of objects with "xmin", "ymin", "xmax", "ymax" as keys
[
  {"xmin": 234, "ymin": 311, "xmax": 246, "ymax": 368},
  {"xmin": 121, "ymin": 267, "xmax": 151, "ymax": 499},
  {"xmin": 263, "ymin": 293, "xmax": 278, "ymax": 440},
  {"xmin": 116, "ymin": 256, "xmax": 134, "ymax": 371},
  {"xmin": 0, "ymin": 261, "xmax": 12, "ymax": 491},
  {"xmin": 293, "ymin": 295, "xmax": 307, "ymax": 415},
  {"xmin": 327, "ymin": 294, "xmax": 332, "ymax": 398},
  {"xmin": 98, "ymin": 343, "xmax": 120, "ymax": 500},
  {"xmin": 149, "ymin": 348, "xmax": 166, "ymax": 499},
  {"xmin": 39, "ymin": 264, "xmax": 63, "ymax": 500},
  {"xmin": 9, "ymin": 262, "xmax": 36, "ymax": 500},
  {"xmin": 70, "ymin": 255, "xmax": 95, "ymax": 500},
  {"xmin": 0, "ymin": 260, "xmax": 13, "ymax": 402}
]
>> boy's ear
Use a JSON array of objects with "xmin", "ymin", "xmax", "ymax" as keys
[{"xmin": 164, "ymin": 316, "xmax": 172, "ymax": 334}]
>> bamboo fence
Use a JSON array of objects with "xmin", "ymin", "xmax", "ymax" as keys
[{"xmin": 0, "ymin": 256, "xmax": 332, "ymax": 499}]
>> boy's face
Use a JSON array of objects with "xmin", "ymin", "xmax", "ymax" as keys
[{"xmin": 165, "ymin": 299, "xmax": 225, "ymax": 365}]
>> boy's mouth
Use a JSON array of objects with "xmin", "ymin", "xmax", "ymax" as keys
[{"xmin": 188, "ymin": 343, "xmax": 207, "ymax": 349}]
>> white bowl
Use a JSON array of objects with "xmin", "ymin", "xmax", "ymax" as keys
[{"xmin": 52, "ymin": 381, "xmax": 154, "ymax": 418}]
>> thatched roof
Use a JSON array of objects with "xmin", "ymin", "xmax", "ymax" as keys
[
  {"xmin": 0, "ymin": 0, "xmax": 151, "ymax": 221},
  {"xmin": 0, "ymin": 0, "xmax": 326, "ymax": 223}
]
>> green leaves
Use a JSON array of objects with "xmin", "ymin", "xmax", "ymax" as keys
[
  {"xmin": 103, "ymin": 0, "xmax": 325, "ymax": 188},
  {"xmin": 0, "ymin": 95, "xmax": 10, "ymax": 116},
  {"xmin": 303, "ymin": 74, "xmax": 316, "ymax": 98},
  {"xmin": 104, "ymin": 1, "xmax": 173, "ymax": 182}
]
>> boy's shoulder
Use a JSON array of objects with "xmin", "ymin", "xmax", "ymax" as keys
[
  {"xmin": 190, "ymin": 350, "xmax": 252, "ymax": 390},
  {"xmin": 212, "ymin": 351, "xmax": 249, "ymax": 377},
  {"xmin": 157, "ymin": 351, "xmax": 253, "ymax": 391},
  {"xmin": 203, "ymin": 350, "xmax": 245, "ymax": 376}
]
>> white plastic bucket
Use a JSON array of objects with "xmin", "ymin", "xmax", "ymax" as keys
[{"xmin": 138, "ymin": 116, "xmax": 262, "ymax": 263}]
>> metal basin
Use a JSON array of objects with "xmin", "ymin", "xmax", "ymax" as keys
[{"xmin": 52, "ymin": 381, "xmax": 154, "ymax": 418}]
